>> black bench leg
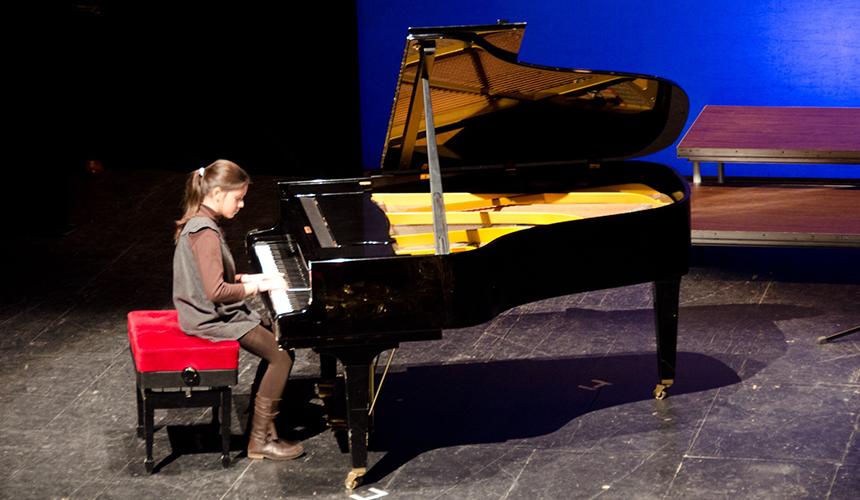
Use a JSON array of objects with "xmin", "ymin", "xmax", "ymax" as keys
[
  {"xmin": 136, "ymin": 382, "xmax": 144, "ymax": 439},
  {"xmin": 143, "ymin": 391, "xmax": 155, "ymax": 473},
  {"xmin": 220, "ymin": 388, "xmax": 231, "ymax": 468}
]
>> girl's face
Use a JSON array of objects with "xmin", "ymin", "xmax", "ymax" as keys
[{"xmin": 215, "ymin": 184, "xmax": 248, "ymax": 219}]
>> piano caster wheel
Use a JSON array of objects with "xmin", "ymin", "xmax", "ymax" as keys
[
  {"xmin": 345, "ymin": 468, "xmax": 366, "ymax": 490},
  {"xmin": 653, "ymin": 379, "xmax": 674, "ymax": 400}
]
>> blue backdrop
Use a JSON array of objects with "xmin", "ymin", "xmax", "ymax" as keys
[{"xmin": 356, "ymin": 0, "xmax": 860, "ymax": 179}]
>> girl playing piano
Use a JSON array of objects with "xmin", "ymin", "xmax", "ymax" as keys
[{"xmin": 173, "ymin": 159, "xmax": 303, "ymax": 460}]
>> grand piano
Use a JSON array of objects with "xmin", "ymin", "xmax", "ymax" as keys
[{"xmin": 246, "ymin": 22, "xmax": 690, "ymax": 489}]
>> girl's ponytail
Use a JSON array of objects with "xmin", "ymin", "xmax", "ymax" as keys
[{"xmin": 173, "ymin": 159, "xmax": 250, "ymax": 244}]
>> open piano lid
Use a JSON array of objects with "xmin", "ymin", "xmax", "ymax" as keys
[{"xmin": 381, "ymin": 22, "xmax": 689, "ymax": 171}]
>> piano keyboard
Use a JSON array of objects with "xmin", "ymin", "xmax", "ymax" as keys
[{"xmin": 253, "ymin": 238, "xmax": 311, "ymax": 314}]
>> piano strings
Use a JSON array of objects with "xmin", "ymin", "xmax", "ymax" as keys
[{"xmin": 372, "ymin": 183, "xmax": 679, "ymax": 255}]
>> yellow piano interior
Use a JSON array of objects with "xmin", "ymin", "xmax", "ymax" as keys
[{"xmin": 372, "ymin": 183, "xmax": 683, "ymax": 255}]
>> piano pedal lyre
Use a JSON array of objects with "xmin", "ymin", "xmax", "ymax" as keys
[
  {"xmin": 315, "ymin": 380, "xmax": 336, "ymax": 399},
  {"xmin": 326, "ymin": 418, "xmax": 348, "ymax": 433},
  {"xmin": 654, "ymin": 379, "xmax": 674, "ymax": 400},
  {"xmin": 317, "ymin": 353, "xmax": 339, "ymax": 399}
]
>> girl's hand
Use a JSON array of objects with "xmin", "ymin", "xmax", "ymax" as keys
[
  {"xmin": 242, "ymin": 274, "xmax": 286, "ymax": 296},
  {"xmin": 258, "ymin": 276, "xmax": 288, "ymax": 292},
  {"xmin": 240, "ymin": 273, "xmax": 284, "ymax": 283}
]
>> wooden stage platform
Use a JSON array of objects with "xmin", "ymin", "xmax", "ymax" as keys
[
  {"xmin": 678, "ymin": 106, "xmax": 860, "ymax": 248},
  {"xmin": 690, "ymin": 182, "xmax": 860, "ymax": 248}
]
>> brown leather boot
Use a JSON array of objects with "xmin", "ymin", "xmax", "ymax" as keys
[{"xmin": 247, "ymin": 396, "xmax": 303, "ymax": 460}]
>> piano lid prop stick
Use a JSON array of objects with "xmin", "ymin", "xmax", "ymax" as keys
[{"xmin": 418, "ymin": 40, "xmax": 450, "ymax": 255}]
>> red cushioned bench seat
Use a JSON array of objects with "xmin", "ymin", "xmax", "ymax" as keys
[
  {"xmin": 127, "ymin": 310, "xmax": 240, "ymax": 472},
  {"xmin": 128, "ymin": 310, "xmax": 239, "ymax": 372}
]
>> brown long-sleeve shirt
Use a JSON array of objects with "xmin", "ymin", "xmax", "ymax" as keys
[{"xmin": 188, "ymin": 205, "xmax": 246, "ymax": 304}]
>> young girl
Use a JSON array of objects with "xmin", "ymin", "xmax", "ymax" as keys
[{"xmin": 173, "ymin": 159, "xmax": 302, "ymax": 460}]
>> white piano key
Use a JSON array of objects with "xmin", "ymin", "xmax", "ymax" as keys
[
  {"xmin": 254, "ymin": 244, "xmax": 280, "ymax": 275},
  {"xmin": 254, "ymin": 242, "xmax": 309, "ymax": 314},
  {"xmin": 269, "ymin": 289, "xmax": 294, "ymax": 314}
]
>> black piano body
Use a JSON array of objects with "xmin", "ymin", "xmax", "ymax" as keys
[{"xmin": 247, "ymin": 22, "xmax": 690, "ymax": 489}]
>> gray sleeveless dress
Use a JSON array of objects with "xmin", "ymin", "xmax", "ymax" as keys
[{"xmin": 173, "ymin": 217, "xmax": 260, "ymax": 341}]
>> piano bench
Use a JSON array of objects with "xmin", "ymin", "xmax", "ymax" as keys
[{"xmin": 127, "ymin": 310, "xmax": 239, "ymax": 473}]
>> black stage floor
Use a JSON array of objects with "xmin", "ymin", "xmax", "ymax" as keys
[{"xmin": 1, "ymin": 168, "xmax": 858, "ymax": 499}]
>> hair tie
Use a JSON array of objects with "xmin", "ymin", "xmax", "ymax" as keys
[{"xmin": 198, "ymin": 167, "xmax": 205, "ymax": 177}]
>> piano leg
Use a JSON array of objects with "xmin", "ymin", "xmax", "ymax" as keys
[
  {"xmin": 652, "ymin": 277, "xmax": 681, "ymax": 400},
  {"xmin": 314, "ymin": 343, "xmax": 399, "ymax": 490}
]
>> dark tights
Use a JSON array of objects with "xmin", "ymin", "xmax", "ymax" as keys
[{"xmin": 239, "ymin": 324, "xmax": 293, "ymax": 400}]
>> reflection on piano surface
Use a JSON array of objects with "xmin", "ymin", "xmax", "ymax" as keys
[{"xmin": 247, "ymin": 22, "xmax": 690, "ymax": 489}]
